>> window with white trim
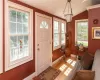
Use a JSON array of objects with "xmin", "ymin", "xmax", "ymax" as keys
[
  {"xmin": 61, "ymin": 23, "xmax": 66, "ymax": 45},
  {"xmin": 75, "ymin": 19, "xmax": 88, "ymax": 47},
  {"xmin": 53, "ymin": 18, "xmax": 66, "ymax": 50},
  {"xmin": 0, "ymin": 0, "xmax": 3, "ymax": 74},
  {"xmin": 5, "ymin": 1, "xmax": 33, "ymax": 71},
  {"xmin": 53, "ymin": 21, "xmax": 60, "ymax": 48}
]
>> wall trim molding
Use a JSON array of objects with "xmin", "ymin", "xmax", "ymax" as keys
[
  {"xmin": 87, "ymin": 4, "xmax": 100, "ymax": 10},
  {"xmin": 52, "ymin": 55, "xmax": 64, "ymax": 65},
  {"xmin": 23, "ymin": 72, "xmax": 36, "ymax": 80}
]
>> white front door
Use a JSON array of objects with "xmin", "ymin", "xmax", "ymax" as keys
[{"xmin": 35, "ymin": 12, "xmax": 52, "ymax": 75}]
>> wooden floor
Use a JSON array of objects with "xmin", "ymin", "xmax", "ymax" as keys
[
  {"xmin": 52, "ymin": 56, "xmax": 77, "ymax": 80},
  {"xmin": 33, "ymin": 56, "xmax": 77, "ymax": 80}
]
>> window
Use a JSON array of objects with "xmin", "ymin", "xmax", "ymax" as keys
[
  {"xmin": 61, "ymin": 23, "xmax": 66, "ymax": 44},
  {"xmin": 75, "ymin": 19, "xmax": 88, "ymax": 47},
  {"xmin": 0, "ymin": 0, "xmax": 3, "ymax": 74},
  {"xmin": 53, "ymin": 21, "xmax": 60, "ymax": 48},
  {"xmin": 53, "ymin": 18, "xmax": 66, "ymax": 50},
  {"xmin": 5, "ymin": 1, "xmax": 33, "ymax": 71}
]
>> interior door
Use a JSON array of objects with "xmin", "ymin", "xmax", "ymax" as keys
[{"xmin": 35, "ymin": 12, "xmax": 52, "ymax": 75}]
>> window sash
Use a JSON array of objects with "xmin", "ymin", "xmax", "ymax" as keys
[
  {"xmin": 53, "ymin": 18, "xmax": 66, "ymax": 50},
  {"xmin": 75, "ymin": 20, "xmax": 88, "ymax": 47},
  {"xmin": 5, "ymin": 1, "xmax": 33, "ymax": 71}
]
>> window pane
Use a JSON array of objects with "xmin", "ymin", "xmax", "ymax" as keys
[
  {"xmin": 61, "ymin": 34, "xmax": 65, "ymax": 44},
  {"xmin": 18, "ymin": 36, "xmax": 24, "ymax": 46},
  {"xmin": 17, "ymin": 11, "xmax": 22, "ymax": 23},
  {"xmin": 9, "ymin": 10, "xmax": 16, "ymax": 22},
  {"xmin": 54, "ymin": 21, "xmax": 59, "ymax": 33},
  {"xmin": 10, "ymin": 22, "xmax": 16, "ymax": 34},
  {"xmin": 77, "ymin": 21, "xmax": 88, "ymax": 46},
  {"xmin": 23, "ymin": 13, "xmax": 28, "ymax": 23},
  {"xmin": 10, "ymin": 36, "xmax": 17, "ymax": 47},
  {"xmin": 61, "ymin": 23, "xmax": 65, "ymax": 33},
  {"xmin": 17, "ymin": 23, "xmax": 23, "ymax": 34},
  {"xmin": 23, "ymin": 24, "xmax": 28, "ymax": 34},
  {"xmin": 54, "ymin": 33, "xmax": 59, "ymax": 47},
  {"xmin": 24, "ymin": 36, "xmax": 28, "ymax": 46}
]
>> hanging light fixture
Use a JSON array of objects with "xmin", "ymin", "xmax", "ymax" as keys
[{"xmin": 63, "ymin": 0, "xmax": 73, "ymax": 23}]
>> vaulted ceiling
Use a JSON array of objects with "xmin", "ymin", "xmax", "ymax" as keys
[{"xmin": 19, "ymin": 0, "xmax": 99, "ymax": 19}]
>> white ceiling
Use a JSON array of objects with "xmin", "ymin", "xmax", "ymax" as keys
[{"xmin": 19, "ymin": 0, "xmax": 92, "ymax": 19}]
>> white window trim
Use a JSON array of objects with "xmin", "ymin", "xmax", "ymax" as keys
[
  {"xmin": 75, "ymin": 19, "xmax": 88, "ymax": 47},
  {"xmin": 53, "ymin": 17, "xmax": 66, "ymax": 50},
  {"xmin": 61, "ymin": 20, "xmax": 66, "ymax": 45},
  {"xmin": 5, "ymin": 1, "xmax": 33, "ymax": 71},
  {"xmin": 0, "ymin": 0, "xmax": 3, "ymax": 74}
]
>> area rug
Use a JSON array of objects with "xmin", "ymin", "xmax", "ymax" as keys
[{"xmin": 34, "ymin": 66, "xmax": 61, "ymax": 80}]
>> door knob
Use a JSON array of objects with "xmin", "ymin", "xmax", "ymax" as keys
[{"xmin": 37, "ymin": 48, "xmax": 40, "ymax": 51}]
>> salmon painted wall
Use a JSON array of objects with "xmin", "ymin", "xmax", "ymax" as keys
[
  {"xmin": 0, "ymin": 0, "xmax": 65, "ymax": 80},
  {"xmin": 88, "ymin": 7, "xmax": 100, "ymax": 54},
  {"xmin": 68, "ymin": 11, "xmax": 88, "ymax": 54}
]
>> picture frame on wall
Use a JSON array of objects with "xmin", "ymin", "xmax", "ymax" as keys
[{"xmin": 92, "ymin": 27, "xmax": 100, "ymax": 39}]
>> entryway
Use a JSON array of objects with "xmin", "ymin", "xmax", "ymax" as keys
[{"xmin": 35, "ymin": 12, "xmax": 52, "ymax": 75}]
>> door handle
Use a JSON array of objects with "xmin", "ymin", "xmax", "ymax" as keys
[{"xmin": 37, "ymin": 48, "xmax": 40, "ymax": 51}]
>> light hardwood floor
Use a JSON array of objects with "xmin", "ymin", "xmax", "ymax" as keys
[{"xmin": 52, "ymin": 56, "xmax": 77, "ymax": 80}]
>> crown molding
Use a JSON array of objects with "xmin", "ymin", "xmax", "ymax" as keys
[{"xmin": 87, "ymin": 4, "xmax": 100, "ymax": 10}]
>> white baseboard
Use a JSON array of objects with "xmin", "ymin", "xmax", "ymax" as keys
[
  {"xmin": 23, "ymin": 55, "xmax": 64, "ymax": 80},
  {"xmin": 52, "ymin": 55, "xmax": 64, "ymax": 65},
  {"xmin": 23, "ymin": 72, "xmax": 36, "ymax": 80}
]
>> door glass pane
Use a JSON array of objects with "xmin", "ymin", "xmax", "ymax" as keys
[
  {"xmin": 40, "ymin": 21, "xmax": 48, "ymax": 29},
  {"xmin": 9, "ymin": 10, "xmax": 16, "ymax": 22},
  {"xmin": 10, "ymin": 22, "xmax": 16, "ymax": 34}
]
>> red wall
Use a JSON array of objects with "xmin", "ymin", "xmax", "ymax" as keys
[
  {"xmin": 0, "ymin": 0, "xmax": 65, "ymax": 80},
  {"xmin": 88, "ymin": 7, "xmax": 100, "ymax": 54},
  {"xmin": 68, "ymin": 11, "xmax": 88, "ymax": 54}
]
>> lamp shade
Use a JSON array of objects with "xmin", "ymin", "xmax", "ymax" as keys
[{"xmin": 64, "ymin": 14, "xmax": 73, "ymax": 23}]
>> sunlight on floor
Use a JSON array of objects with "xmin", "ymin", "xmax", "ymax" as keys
[
  {"xmin": 64, "ymin": 68, "xmax": 72, "ymax": 76},
  {"xmin": 59, "ymin": 64, "xmax": 67, "ymax": 71},
  {"xmin": 71, "ymin": 61, "xmax": 76, "ymax": 67},
  {"xmin": 66, "ymin": 59, "xmax": 73, "ymax": 64}
]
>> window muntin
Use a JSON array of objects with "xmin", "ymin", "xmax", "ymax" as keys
[{"xmin": 76, "ymin": 20, "xmax": 88, "ymax": 47}]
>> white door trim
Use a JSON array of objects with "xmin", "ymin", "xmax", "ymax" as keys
[
  {"xmin": 0, "ymin": 0, "xmax": 3, "ymax": 74},
  {"xmin": 35, "ymin": 12, "xmax": 52, "ymax": 76}
]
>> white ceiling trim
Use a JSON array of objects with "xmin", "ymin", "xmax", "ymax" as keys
[{"xmin": 87, "ymin": 4, "xmax": 100, "ymax": 10}]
